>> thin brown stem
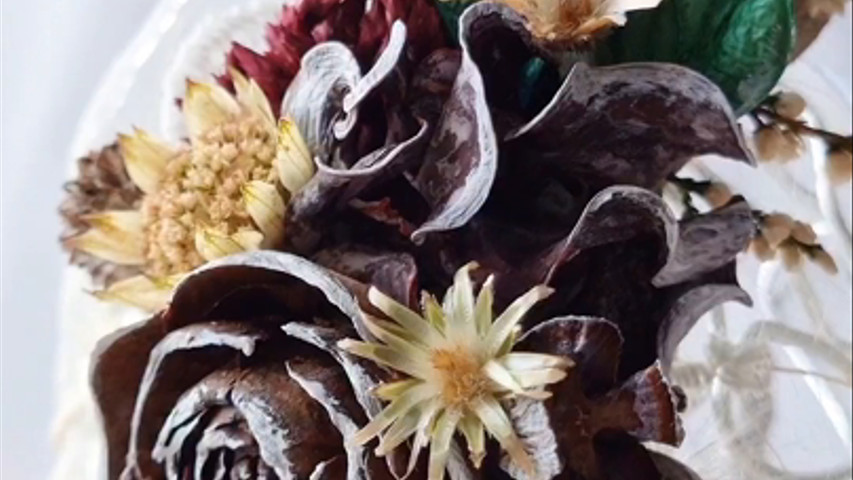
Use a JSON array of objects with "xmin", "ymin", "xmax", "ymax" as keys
[{"xmin": 755, "ymin": 107, "xmax": 853, "ymax": 149}]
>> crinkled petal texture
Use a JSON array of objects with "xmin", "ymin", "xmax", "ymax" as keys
[
  {"xmin": 89, "ymin": 2, "xmax": 759, "ymax": 480},
  {"xmin": 92, "ymin": 252, "xmax": 475, "ymax": 480}
]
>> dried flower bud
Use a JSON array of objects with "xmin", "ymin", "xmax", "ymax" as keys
[
  {"xmin": 703, "ymin": 182, "xmax": 733, "ymax": 208},
  {"xmin": 810, "ymin": 248, "xmax": 839, "ymax": 274},
  {"xmin": 827, "ymin": 148, "xmax": 853, "ymax": 185},
  {"xmin": 761, "ymin": 213, "xmax": 794, "ymax": 248},
  {"xmin": 779, "ymin": 242, "xmax": 804, "ymax": 271},
  {"xmin": 790, "ymin": 221, "xmax": 818, "ymax": 246},
  {"xmin": 749, "ymin": 236, "xmax": 776, "ymax": 262},
  {"xmin": 777, "ymin": 130, "xmax": 805, "ymax": 163},
  {"xmin": 754, "ymin": 126, "xmax": 785, "ymax": 162},
  {"xmin": 773, "ymin": 92, "xmax": 807, "ymax": 119}
]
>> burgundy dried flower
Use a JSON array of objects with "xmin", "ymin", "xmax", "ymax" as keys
[{"xmin": 220, "ymin": 0, "xmax": 445, "ymax": 112}]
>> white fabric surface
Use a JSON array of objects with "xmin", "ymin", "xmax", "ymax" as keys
[
  {"xmin": 0, "ymin": 1, "xmax": 850, "ymax": 480},
  {"xmin": 1, "ymin": 1, "xmax": 156, "ymax": 478}
]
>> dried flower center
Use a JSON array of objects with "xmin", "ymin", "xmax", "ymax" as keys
[
  {"xmin": 431, "ymin": 346, "xmax": 488, "ymax": 407},
  {"xmin": 141, "ymin": 115, "xmax": 277, "ymax": 276}
]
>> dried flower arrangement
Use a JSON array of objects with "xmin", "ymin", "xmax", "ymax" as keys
[{"xmin": 59, "ymin": 0, "xmax": 851, "ymax": 479}]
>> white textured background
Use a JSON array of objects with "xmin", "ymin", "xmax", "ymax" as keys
[{"xmin": 0, "ymin": 1, "xmax": 850, "ymax": 479}]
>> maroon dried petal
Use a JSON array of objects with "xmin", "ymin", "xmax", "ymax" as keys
[
  {"xmin": 654, "ymin": 198, "xmax": 756, "ymax": 287},
  {"xmin": 91, "ymin": 318, "xmax": 167, "ymax": 479},
  {"xmin": 506, "ymin": 59, "xmax": 752, "ymax": 191},
  {"xmin": 313, "ymin": 248, "xmax": 419, "ymax": 308},
  {"xmin": 120, "ymin": 322, "xmax": 269, "ymax": 479},
  {"xmin": 518, "ymin": 316, "xmax": 624, "ymax": 396},
  {"xmin": 616, "ymin": 363, "xmax": 683, "ymax": 446},
  {"xmin": 411, "ymin": 6, "xmax": 499, "ymax": 243},
  {"xmin": 152, "ymin": 363, "xmax": 342, "ymax": 478}
]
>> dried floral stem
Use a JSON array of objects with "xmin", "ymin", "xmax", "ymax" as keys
[{"xmin": 754, "ymin": 107, "xmax": 853, "ymax": 150}]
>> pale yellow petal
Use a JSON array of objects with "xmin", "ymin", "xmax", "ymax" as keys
[
  {"xmin": 472, "ymin": 396, "xmax": 535, "ymax": 478},
  {"xmin": 444, "ymin": 262, "xmax": 478, "ymax": 339},
  {"xmin": 375, "ymin": 410, "xmax": 421, "ymax": 456},
  {"xmin": 242, "ymin": 181, "xmax": 285, "ymax": 246},
  {"xmin": 231, "ymin": 230, "xmax": 264, "ymax": 251},
  {"xmin": 483, "ymin": 360, "xmax": 551, "ymax": 400},
  {"xmin": 368, "ymin": 287, "xmax": 444, "ymax": 346},
  {"xmin": 229, "ymin": 68, "xmax": 275, "ymax": 129},
  {"xmin": 428, "ymin": 409, "xmax": 462, "ymax": 480},
  {"xmin": 351, "ymin": 384, "xmax": 433, "ymax": 445},
  {"xmin": 407, "ymin": 401, "xmax": 441, "ymax": 476},
  {"xmin": 485, "ymin": 285, "xmax": 554, "ymax": 356},
  {"xmin": 458, "ymin": 415, "xmax": 486, "ymax": 469},
  {"xmin": 421, "ymin": 292, "xmax": 446, "ymax": 333},
  {"xmin": 363, "ymin": 313, "xmax": 430, "ymax": 353},
  {"xmin": 474, "ymin": 275, "xmax": 495, "ymax": 335},
  {"xmin": 514, "ymin": 368, "xmax": 568, "ymax": 389},
  {"xmin": 65, "ymin": 211, "xmax": 145, "ymax": 265},
  {"xmin": 118, "ymin": 129, "xmax": 175, "ymax": 193},
  {"xmin": 373, "ymin": 379, "xmax": 423, "ymax": 402},
  {"xmin": 183, "ymin": 80, "xmax": 241, "ymax": 139},
  {"xmin": 193, "ymin": 228, "xmax": 254, "ymax": 262},
  {"xmin": 337, "ymin": 339, "xmax": 430, "ymax": 379},
  {"xmin": 500, "ymin": 352, "xmax": 573, "ymax": 371},
  {"xmin": 276, "ymin": 118, "xmax": 315, "ymax": 194},
  {"xmin": 92, "ymin": 274, "xmax": 182, "ymax": 312}
]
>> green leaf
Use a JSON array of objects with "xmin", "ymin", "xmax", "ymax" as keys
[
  {"xmin": 596, "ymin": 0, "xmax": 795, "ymax": 115},
  {"xmin": 435, "ymin": 0, "xmax": 480, "ymax": 44}
]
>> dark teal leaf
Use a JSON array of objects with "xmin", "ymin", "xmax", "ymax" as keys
[{"xmin": 596, "ymin": 0, "xmax": 795, "ymax": 115}]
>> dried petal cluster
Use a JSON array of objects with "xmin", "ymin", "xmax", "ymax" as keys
[
  {"xmin": 63, "ymin": 72, "xmax": 314, "ymax": 310},
  {"xmin": 495, "ymin": 0, "xmax": 661, "ymax": 44},
  {"xmin": 340, "ymin": 264, "xmax": 569, "ymax": 479},
  {"xmin": 68, "ymin": 1, "xmax": 767, "ymax": 479}
]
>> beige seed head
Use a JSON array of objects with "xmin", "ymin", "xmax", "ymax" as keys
[
  {"xmin": 704, "ymin": 182, "xmax": 733, "ymax": 208},
  {"xmin": 779, "ymin": 242, "xmax": 804, "ymax": 271},
  {"xmin": 827, "ymin": 148, "xmax": 853, "ymax": 185},
  {"xmin": 749, "ymin": 236, "xmax": 776, "ymax": 262},
  {"xmin": 790, "ymin": 221, "xmax": 818, "ymax": 246},
  {"xmin": 773, "ymin": 92, "xmax": 807, "ymax": 119},
  {"xmin": 810, "ymin": 248, "xmax": 839, "ymax": 275},
  {"xmin": 761, "ymin": 213, "xmax": 795, "ymax": 248}
]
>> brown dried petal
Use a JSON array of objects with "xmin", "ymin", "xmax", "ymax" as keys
[
  {"xmin": 653, "ymin": 198, "xmax": 756, "ymax": 287},
  {"xmin": 90, "ymin": 318, "xmax": 167, "ymax": 479},
  {"xmin": 59, "ymin": 142, "xmax": 144, "ymax": 286},
  {"xmin": 412, "ymin": 5, "xmax": 499, "ymax": 243},
  {"xmin": 517, "ymin": 316, "xmax": 624, "ymax": 396},
  {"xmin": 506, "ymin": 62, "xmax": 751, "ymax": 193},
  {"xmin": 122, "ymin": 322, "xmax": 269, "ymax": 479}
]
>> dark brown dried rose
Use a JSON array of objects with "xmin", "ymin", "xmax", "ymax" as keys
[
  {"xmin": 59, "ymin": 142, "xmax": 143, "ymax": 286},
  {"xmin": 93, "ymin": 252, "xmax": 710, "ymax": 479}
]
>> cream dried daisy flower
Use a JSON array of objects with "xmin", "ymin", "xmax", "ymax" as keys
[
  {"xmin": 64, "ymin": 71, "xmax": 315, "ymax": 311},
  {"xmin": 497, "ymin": 0, "xmax": 661, "ymax": 44},
  {"xmin": 339, "ymin": 263, "xmax": 573, "ymax": 480}
]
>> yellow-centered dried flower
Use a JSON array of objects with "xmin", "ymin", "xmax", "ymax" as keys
[
  {"xmin": 339, "ymin": 263, "xmax": 572, "ymax": 480},
  {"xmin": 496, "ymin": 0, "xmax": 661, "ymax": 44},
  {"xmin": 66, "ymin": 71, "xmax": 314, "ymax": 311}
]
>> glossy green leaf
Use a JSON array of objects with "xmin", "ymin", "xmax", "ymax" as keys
[{"xmin": 596, "ymin": 0, "xmax": 796, "ymax": 115}]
